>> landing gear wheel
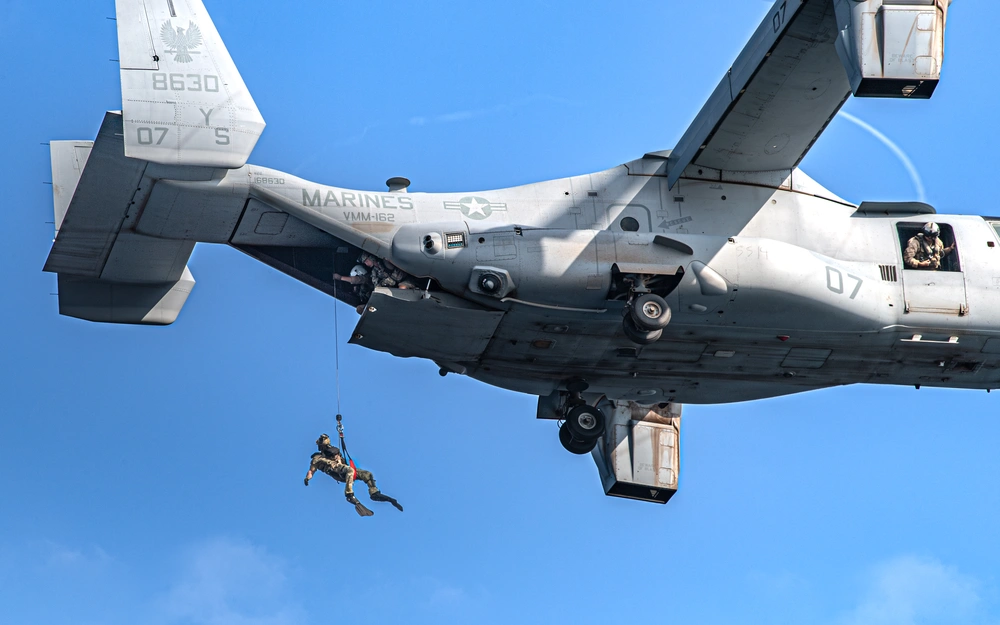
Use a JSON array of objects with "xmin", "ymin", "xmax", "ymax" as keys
[
  {"xmin": 630, "ymin": 293, "xmax": 672, "ymax": 331},
  {"xmin": 559, "ymin": 422, "xmax": 598, "ymax": 455},
  {"xmin": 623, "ymin": 314, "xmax": 663, "ymax": 345},
  {"xmin": 565, "ymin": 404, "xmax": 606, "ymax": 440}
]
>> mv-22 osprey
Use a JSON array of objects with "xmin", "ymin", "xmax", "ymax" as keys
[{"xmin": 47, "ymin": 0, "xmax": 974, "ymax": 504}]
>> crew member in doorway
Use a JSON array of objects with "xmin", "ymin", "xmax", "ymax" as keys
[
  {"xmin": 360, "ymin": 252, "xmax": 417, "ymax": 290},
  {"xmin": 304, "ymin": 433, "xmax": 403, "ymax": 517},
  {"xmin": 333, "ymin": 264, "xmax": 373, "ymax": 311},
  {"xmin": 333, "ymin": 253, "xmax": 418, "ymax": 312},
  {"xmin": 904, "ymin": 222, "xmax": 955, "ymax": 270}
]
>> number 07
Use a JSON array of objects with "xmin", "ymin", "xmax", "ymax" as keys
[{"xmin": 826, "ymin": 266, "xmax": 863, "ymax": 299}]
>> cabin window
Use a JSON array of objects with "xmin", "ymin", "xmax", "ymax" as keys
[{"xmin": 896, "ymin": 222, "xmax": 961, "ymax": 272}]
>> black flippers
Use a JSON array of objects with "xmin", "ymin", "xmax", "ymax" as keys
[
  {"xmin": 347, "ymin": 494, "xmax": 374, "ymax": 517},
  {"xmin": 370, "ymin": 491, "xmax": 403, "ymax": 512}
]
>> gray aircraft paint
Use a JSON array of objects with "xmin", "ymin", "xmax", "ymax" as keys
[
  {"xmin": 44, "ymin": 0, "xmax": 962, "ymax": 502},
  {"xmin": 44, "ymin": 2, "xmax": 970, "ymax": 425}
]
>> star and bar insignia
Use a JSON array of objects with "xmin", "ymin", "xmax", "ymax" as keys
[{"xmin": 443, "ymin": 196, "xmax": 507, "ymax": 220}]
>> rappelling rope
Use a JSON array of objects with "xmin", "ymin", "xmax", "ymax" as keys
[
  {"xmin": 332, "ymin": 280, "xmax": 343, "ymax": 415},
  {"xmin": 332, "ymin": 277, "xmax": 356, "ymax": 478}
]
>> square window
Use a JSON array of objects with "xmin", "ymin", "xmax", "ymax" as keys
[{"xmin": 897, "ymin": 222, "xmax": 960, "ymax": 272}]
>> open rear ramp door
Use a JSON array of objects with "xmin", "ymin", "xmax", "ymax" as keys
[{"xmin": 350, "ymin": 288, "xmax": 505, "ymax": 367}]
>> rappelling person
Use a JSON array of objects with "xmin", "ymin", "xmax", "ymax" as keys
[{"xmin": 303, "ymin": 433, "xmax": 404, "ymax": 517}]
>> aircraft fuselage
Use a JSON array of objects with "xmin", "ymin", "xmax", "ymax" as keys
[{"xmin": 175, "ymin": 154, "xmax": 1000, "ymax": 405}]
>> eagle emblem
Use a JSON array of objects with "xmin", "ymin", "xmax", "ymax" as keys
[{"xmin": 160, "ymin": 20, "xmax": 203, "ymax": 63}]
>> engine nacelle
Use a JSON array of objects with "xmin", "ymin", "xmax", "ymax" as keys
[
  {"xmin": 834, "ymin": 0, "xmax": 949, "ymax": 98},
  {"xmin": 591, "ymin": 400, "xmax": 682, "ymax": 504}
]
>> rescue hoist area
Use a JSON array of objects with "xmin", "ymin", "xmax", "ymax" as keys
[
  {"xmin": 538, "ymin": 381, "xmax": 682, "ymax": 505},
  {"xmin": 303, "ymin": 284, "xmax": 406, "ymax": 518}
]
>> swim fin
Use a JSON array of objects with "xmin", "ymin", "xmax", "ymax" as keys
[
  {"xmin": 370, "ymin": 491, "xmax": 403, "ymax": 512},
  {"xmin": 347, "ymin": 494, "xmax": 374, "ymax": 517}
]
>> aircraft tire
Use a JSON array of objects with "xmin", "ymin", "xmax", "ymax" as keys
[
  {"xmin": 565, "ymin": 404, "xmax": 606, "ymax": 440},
  {"xmin": 559, "ymin": 421, "xmax": 597, "ymax": 455},
  {"xmin": 623, "ymin": 315, "xmax": 663, "ymax": 345},
  {"xmin": 630, "ymin": 294, "xmax": 672, "ymax": 331}
]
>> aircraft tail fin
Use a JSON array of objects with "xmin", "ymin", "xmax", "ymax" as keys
[
  {"xmin": 49, "ymin": 140, "xmax": 94, "ymax": 237},
  {"xmin": 115, "ymin": 0, "xmax": 265, "ymax": 168}
]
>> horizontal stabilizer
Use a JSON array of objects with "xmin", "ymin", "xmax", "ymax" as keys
[
  {"xmin": 45, "ymin": 113, "xmax": 149, "ymax": 277},
  {"xmin": 58, "ymin": 267, "xmax": 195, "ymax": 325},
  {"xmin": 45, "ymin": 112, "xmax": 197, "ymax": 325},
  {"xmin": 116, "ymin": 0, "xmax": 265, "ymax": 168}
]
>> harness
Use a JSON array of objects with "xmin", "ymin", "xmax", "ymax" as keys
[
  {"xmin": 336, "ymin": 413, "xmax": 358, "ymax": 480},
  {"xmin": 920, "ymin": 238, "xmax": 936, "ymax": 260}
]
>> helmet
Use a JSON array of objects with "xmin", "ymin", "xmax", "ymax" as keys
[
  {"xmin": 316, "ymin": 434, "xmax": 331, "ymax": 445},
  {"xmin": 349, "ymin": 265, "xmax": 368, "ymax": 277},
  {"xmin": 922, "ymin": 222, "xmax": 940, "ymax": 237}
]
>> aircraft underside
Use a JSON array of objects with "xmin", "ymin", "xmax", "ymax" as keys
[
  {"xmin": 44, "ymin": 0, "xmax": 965, "ymax": 503},
  {"xmin": 352, "ymin": 286, "xmax": 1000, "ymax": 406}
]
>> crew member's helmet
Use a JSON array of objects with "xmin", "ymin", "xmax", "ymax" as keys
[
  {"xmin": 349, "ymin": 265, "xmax": 368, "ymax": 277},
  {"xmin": 316, "ymin": 434, "xmax": 331, "ymax": 445},
  {"xmin": 923, "ymin": 222, "xmax": 940, "ymax": 238}
]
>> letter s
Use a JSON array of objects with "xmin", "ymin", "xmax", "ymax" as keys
[{"xmin": 215, "ymin": 127, "xmax": 231, "ymax": 146}]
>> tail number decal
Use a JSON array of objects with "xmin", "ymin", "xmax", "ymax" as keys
[
  {"xmin": 151, "ymin": 73, "xmax": 220, "ymax": 92},
  {"xmin": 826, "ymin": 266, "xmax": 863, "ymax": 299},
  {"xmin": 136, "ymin": 127, "xmax": 169, "ymax": 145},
  {"xmin": 772, "ymin": 1, "xmax": 787, "ymax": 33},
  {"xmin": 135, "ymin": 126, "xmax": 229, "ymax": 146}
]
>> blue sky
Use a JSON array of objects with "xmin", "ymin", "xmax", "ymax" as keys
[{"xmin": 3, "ymin": 1, "xmax": 1000, "ymax": 624}]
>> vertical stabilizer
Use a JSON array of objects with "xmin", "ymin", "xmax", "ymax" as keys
[
  {"xmin": 115, "ymin": 0, "xmax": 265, "ymax": 168},
  {"xmin": 49, "ymin": 140, "xmax": 94, "ymax": 235}
]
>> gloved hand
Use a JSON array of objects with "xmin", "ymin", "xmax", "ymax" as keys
[{"xmin": 304, "ymin": 478, "xmax": 310, "ymax": 486}]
